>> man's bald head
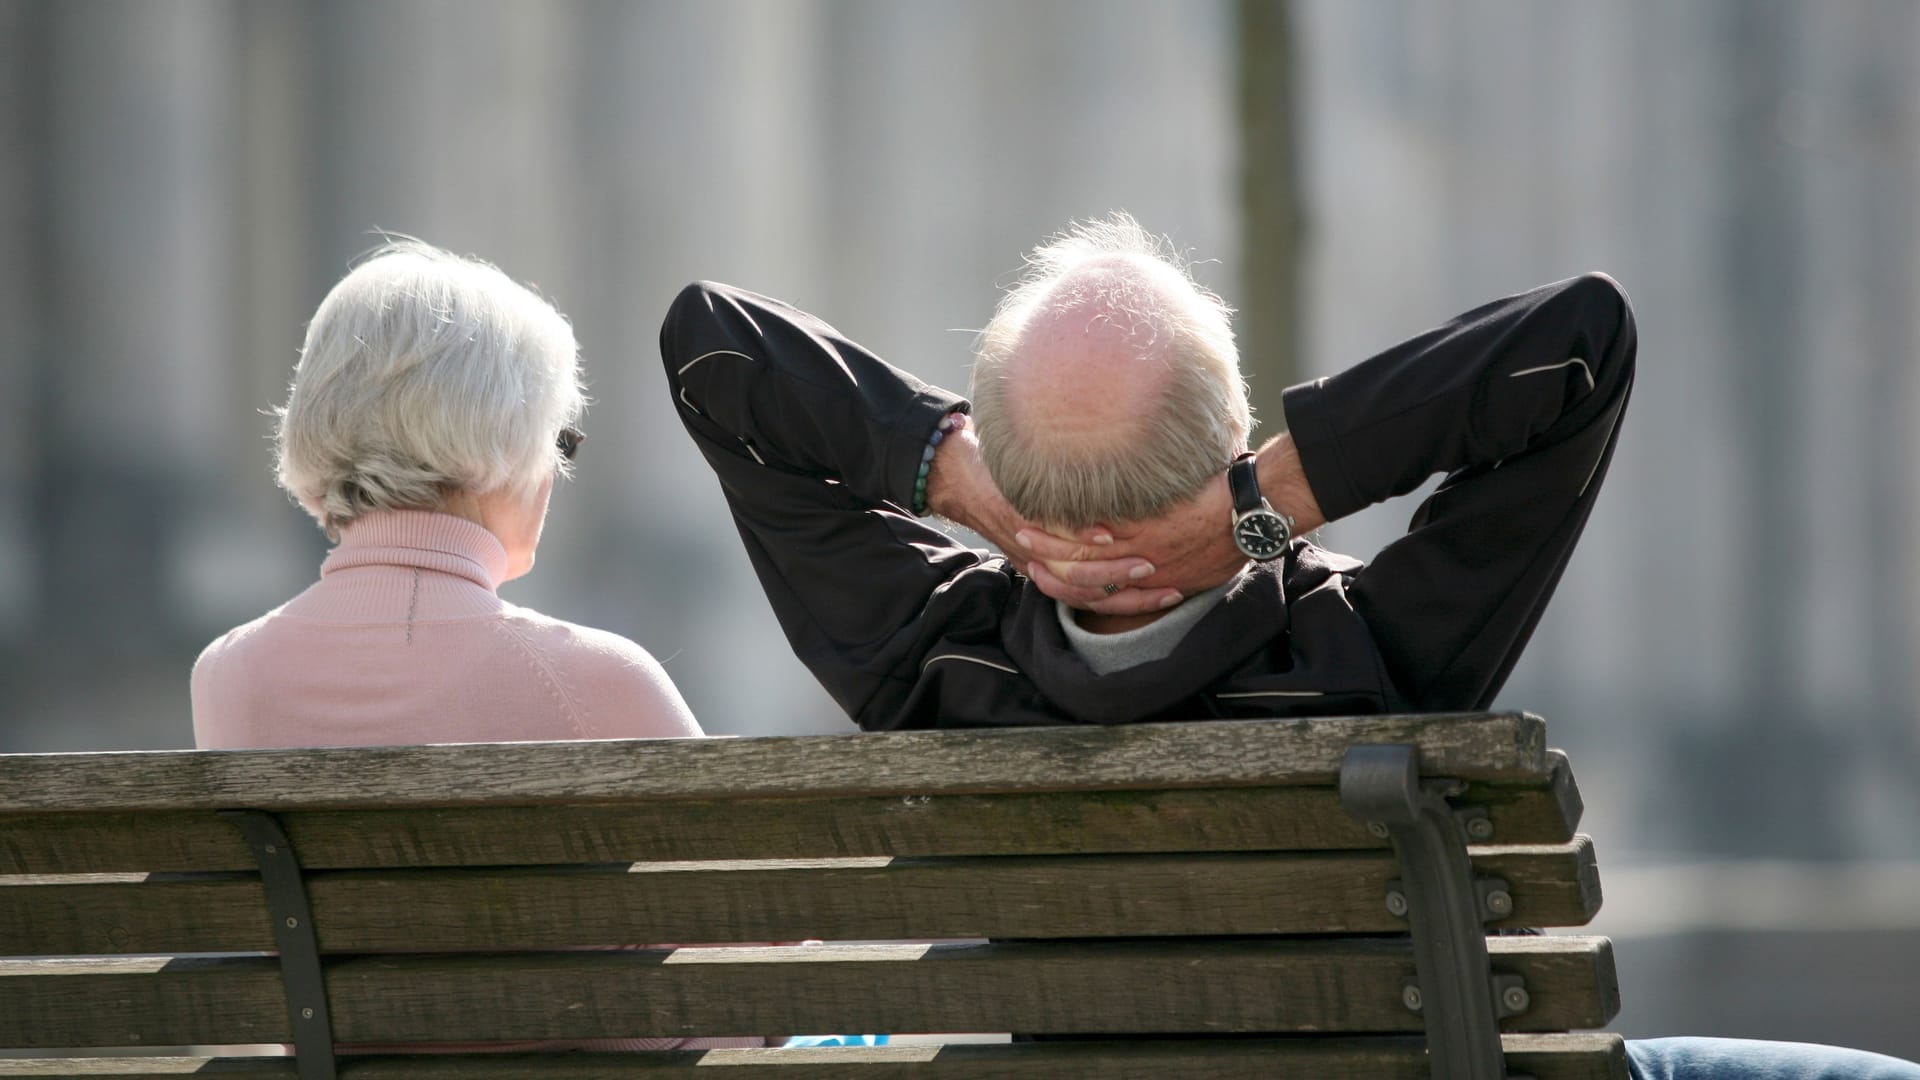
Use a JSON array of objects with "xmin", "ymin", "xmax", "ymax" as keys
[{"xmin": 971, "ymin": 214, "xmax": 1251, "ymax": 529}]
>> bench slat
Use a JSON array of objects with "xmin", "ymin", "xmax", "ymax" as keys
[
  {"xmin": 0, "ymin": 715, "xmax": 1548, "ymax": 812},
  {"xmin": 0, "ymin": 841, "xmax": 1602, "ymax": 955},
  {"xmin": 0, "ymin": 937, "xmax": 1618, "ymax": 1047},
  {"xmin": 0, "ymin": 755, "xmax": 1581, "ymax": 874},
  {"xmin": 0, "ymin": 1034, "xmax": 1631, "ymax": 1078}
]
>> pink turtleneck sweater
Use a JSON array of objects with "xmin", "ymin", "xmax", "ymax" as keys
[
  {"xmin": 193, "ymin": 510, "xmax": 760, "ymax": 1052},
  {"xmin": 192, "ymin": 510, "xmax": 702, "ymax": 749}
]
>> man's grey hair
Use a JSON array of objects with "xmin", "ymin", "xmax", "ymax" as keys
[
  {"xmin": 274, "ymin": 240, "xmax": 585, "ymax": 537},
  {"xmin": 970, "ymin": 213, "xmax": 1251, "ymax": 529}
]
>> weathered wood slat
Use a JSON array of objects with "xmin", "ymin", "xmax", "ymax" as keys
[
  {"xmin": 0, "ymin": 1034, "xmax": 1630, "ymax": 1078},
  {"xmin": 1502, "ymin": 1033, "xmax": 1631, "ymax": 1080},
  {"xmin": 0, "ymin": 759, "xmax": 1582, "ymax": 874},
  {"xmin": 0, "ymin": 955, "xmax": 288, "ymax": 1048},
  {"xmin": 1529, "ymin": 749, "xmax": 1584, "ymax": 843},
  {"xmin": 0, "ymin": 937, "xmax": 1617, "ymax": 1047},
  {"xmin": 0, "ymin": 1063, "xmax": 287, "ymax": 1078},
  {"xmin": 0, "ymin": 715, "xmax": 1548, "ymax": 812},
  {"xmin": 0, "ymin": 841, "xmax": 1601, "ymax": 955}
]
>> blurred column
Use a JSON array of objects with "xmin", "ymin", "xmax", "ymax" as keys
[
  {"xmin": 1697, "ymin": 0, "xmax": 1837, "ymax": 856},
  {"xmin": 308, "ymin": 0, "xmax": 585, "ymax": 274},
  {"xmin": 163, "ymin": 0, "xmax": 329, "ymax": 637},
  {"xmin": 556, "ymin": 0, "xmax": 838, "ymax": 734},
  {"xmin": 1236, "ymin": 0, "xmax": 1304, "ymax": 420},
  {"xmin": 1799, "ymin": 3, "xmax": 1920, "ymax": 836},
  {"xmin": 1906, "ymin": 10, "xmax": 1920, "ymax": 759},
  {"xmin": 38, "ymin": 0, "xmax": 240, "ymax": 650},
  {"xmin": 0, "ymin": 1, "xmax": 45, "ymax": 644}
]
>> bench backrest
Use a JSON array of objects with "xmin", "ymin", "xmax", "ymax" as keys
[{"xmin": 0, "ymin": 713, "xmax": 1624, "ymax": 1078}]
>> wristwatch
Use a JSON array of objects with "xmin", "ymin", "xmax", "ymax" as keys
[{"xmin": 1227, "ymin": 451, "xmax": 1294, "ymax": 561}]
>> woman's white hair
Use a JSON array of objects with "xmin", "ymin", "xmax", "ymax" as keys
[
  {"xmin": 970, "ymin": 213, "xmax": 1251, "ymax": 528},
  {"xmin": 274, "ymin": 239, "xmax": 584, "ymax": 537}
]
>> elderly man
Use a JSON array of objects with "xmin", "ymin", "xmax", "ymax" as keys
[
  {"xmin": 662, "ymin": 214, "xmax": 1920, "ymax": 1079},
  {"xmin": 661, "ymin": 214, "xmax": 1630, "ymax": 729}
]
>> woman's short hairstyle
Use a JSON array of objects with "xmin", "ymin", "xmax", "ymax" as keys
[
  {"xmin": 970, "ymin": 213, "xmax": 1251, "ymax": 529},
  {"xmin": 274, "ymin": 240, "xmax": 584, "ymax": 536}
]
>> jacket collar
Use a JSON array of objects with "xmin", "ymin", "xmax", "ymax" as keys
[{"xmin": 1001, "ymin": 558, "xmax": 1293, "ymax": 723}]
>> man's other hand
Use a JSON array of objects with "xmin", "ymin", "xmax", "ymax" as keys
[
  {"xmin": 1017, "ymin": 433, "xmax": 1328, "ymax": 608},
  {"xmin": 926, "ymin": 422, "xmax": 1182, "ymax": 615},
  {"xmin": 1017, "ymin": 474, "xmax": 1242, "ymax": 602}
]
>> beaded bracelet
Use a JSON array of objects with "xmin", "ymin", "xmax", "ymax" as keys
[{"xmin": 911, "ymin": 411, "xmax": 969, "ymax": 515}]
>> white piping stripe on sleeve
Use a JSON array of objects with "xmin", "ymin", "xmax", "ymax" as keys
[
  {"xmin": 744, "ymin": 442, "xmax": 766, "ymax": 465},
  {"xmin": 676, "ymin": 349, "xmax": 758, "ymax": 413},
  {"xmin": 1216, "ymin": 689, "xmax": 1326, "ymax": 699},
  {"xmin": 922, "ymin": 654, "xmax": 1022, "ymax": 676},
  {"xmin": 677, "ymin": 348, "xmax": 756, "ymax": 378},
  {"xmin": 1509, "ymin": 357, "xmax": 1594, "ymax": 391}
]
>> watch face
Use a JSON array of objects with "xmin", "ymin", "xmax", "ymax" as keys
[{"xmin": 1234, "ymin": 511, "xmax": 1289, "ymax": 560}]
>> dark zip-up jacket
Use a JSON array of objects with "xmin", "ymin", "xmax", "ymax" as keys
[{"xmin": 661, "ymin": 273, "xmax": 1636, "ymax": 729}]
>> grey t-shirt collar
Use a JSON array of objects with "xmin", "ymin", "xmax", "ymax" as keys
[{"xmin": 1054, "ymin": 570, "xmax": 1248, "ymax": 676}]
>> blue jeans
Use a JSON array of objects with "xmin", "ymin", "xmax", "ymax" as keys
[{"xmin": 1627, "ymin": 1038, "xmax": 1920, "ymax": 1080}]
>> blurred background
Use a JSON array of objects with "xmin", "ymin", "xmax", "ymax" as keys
[{"xmin": 1, "ymin": 0, "xmax": 1916, "ymax": 1059}]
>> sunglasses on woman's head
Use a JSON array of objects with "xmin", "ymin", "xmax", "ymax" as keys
[{"xmin": 557, "ymin": 427, "xmax": 585, "ymax": 461}]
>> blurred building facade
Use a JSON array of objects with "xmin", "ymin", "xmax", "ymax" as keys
[{"xmin": 0, "ymin": 0, "xmax": 1916, "ymax": 1056}]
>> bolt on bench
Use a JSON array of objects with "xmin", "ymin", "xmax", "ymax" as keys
[{"xmin": 0, "ymin": 712, "xmax": 1622, "ymax": 1079}]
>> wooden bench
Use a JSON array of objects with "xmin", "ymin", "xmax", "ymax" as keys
[{"xmin": 0, "ymin": 712, "xmax": 1623, "ymax": 1079}]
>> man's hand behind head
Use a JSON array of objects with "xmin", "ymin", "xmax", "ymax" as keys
[
  {"xmin": 1019, "ymin": 470, "xmax": 1242, "ymax": 605},
  {"xmin": 926, "ymin": 420, "xmax": 1182, "ymax": 614},
  {"xmin": 1020, "ymin": 432, "xmax": 1327, "ymax": 611}
]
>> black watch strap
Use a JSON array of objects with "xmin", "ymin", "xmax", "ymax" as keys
[{"xmin": 1227, "ymin": 451, "xmax": 1264, "ymax": 515}]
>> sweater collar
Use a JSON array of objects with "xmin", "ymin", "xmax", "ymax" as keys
[
  {"xmin": 1053, "ymin": 571, "xmax": 1243, "ymax": 675},
  {"xmin": 322, "ymin": 510, "xmax": 510, "ymax": 592}
]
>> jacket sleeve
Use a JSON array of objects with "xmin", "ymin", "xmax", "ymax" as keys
[
  {"xmin": 659, "ymin": 281, "xmax": 1007, "ymax": 728},
  {"xmin": 1280, "ymin": 272, "xmax": 1638, "ymax": 710}
]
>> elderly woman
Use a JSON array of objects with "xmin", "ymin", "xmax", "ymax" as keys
[
  {"xmin": 192, "ymin": 241, "xmax": 699, "ymax": 749},
  {"xmin": 193, "ymin": 244, "xmax": 759, "ymax": 1054}
]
